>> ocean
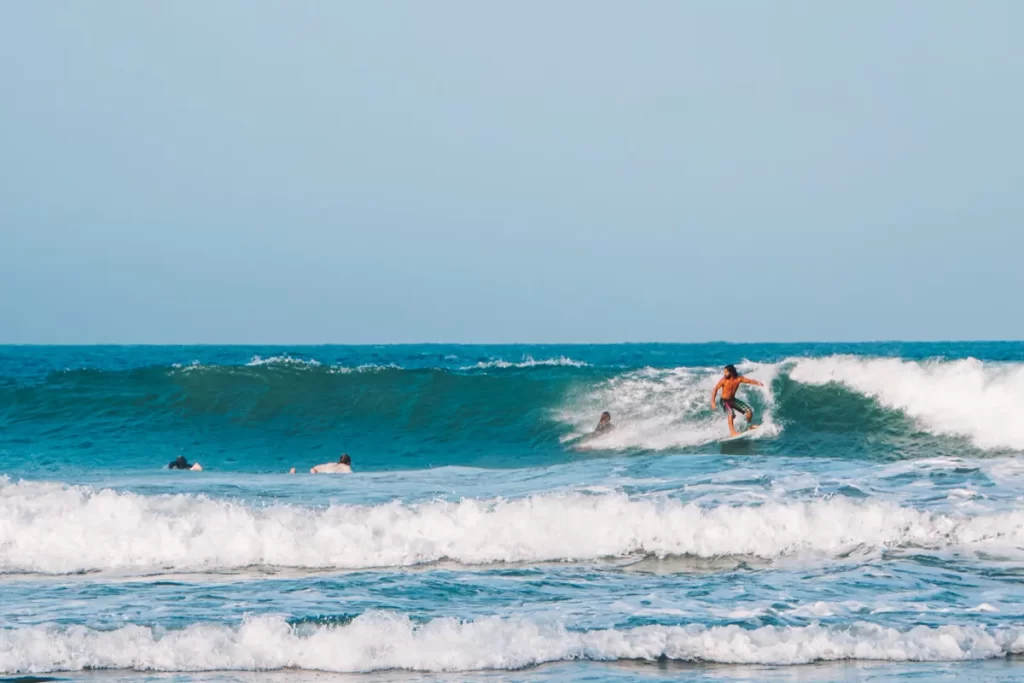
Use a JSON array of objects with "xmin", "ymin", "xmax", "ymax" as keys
[{"xmin": 2, "ymin": 343, "xmax": 1024, "ymax": 682}]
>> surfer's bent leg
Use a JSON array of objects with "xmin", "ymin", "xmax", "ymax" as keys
[
  {"xmin": 721, "ymin": 399, "xmax": 739, "ymax": 435},
  {"xmin": 733, "ymin": 398, "xmax": 753, "ymax": 422}
]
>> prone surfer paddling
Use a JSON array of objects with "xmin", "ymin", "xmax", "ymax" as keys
[
  {"xmin": 168, "ymin": 455, "xmax": 202, "ymax": 471},
  {"xmin": 711, "ymin": 364, "xmax": 762, "ymax": 437}
]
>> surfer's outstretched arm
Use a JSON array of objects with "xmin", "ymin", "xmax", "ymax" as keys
[{"xmin": 740, "ymin": 377, "xmax": 763, "ymax": 387}]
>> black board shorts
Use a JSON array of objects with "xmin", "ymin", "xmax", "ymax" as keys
[{"xmin": 720, "ymin": 397, "xmax": 751, "ymax": 417}]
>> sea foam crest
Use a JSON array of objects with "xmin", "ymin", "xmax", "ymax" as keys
[
  {"xmin": 3, "ymin": 480, "xmax": 1023, "ymax": 574},
  {"xmin": 2, "ymin": 614, "xmax": 1022, "ymax": 673},
  {"xmin": 789, "ymin": 356, "xmax": 1024, "ymax": 450},
  {"xmin": 242, "ymin": 356, "xmax": 399, "ymax": 373},
  {"xmin": 246, "ymin": 355, "xmax": 323, "ymax": 368},
  {"xmin": 466, "ymin": 356, "xmax": 590, "ymax": 370}
]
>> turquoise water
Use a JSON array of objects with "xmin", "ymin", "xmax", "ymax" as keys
[{"xmin": 2, "ymin": 343, "xmax": 1024, "ymax": 681}]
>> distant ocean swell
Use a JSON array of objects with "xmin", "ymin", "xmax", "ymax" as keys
[
  {"xmin": 3, "ymin": 480, "xmax": 1023, "ymax": 574},
  {"xmin": 2, "ymin": 614, "xmax": 1023, "ymax": 673},
  {"xmin": 2, "ymin": 355, "xmax": 1024, "ymax": 460}
]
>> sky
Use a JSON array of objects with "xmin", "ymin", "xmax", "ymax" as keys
[{"xmin": 1, "ymin": 1, "xmax": 1022, "ymax": 343}]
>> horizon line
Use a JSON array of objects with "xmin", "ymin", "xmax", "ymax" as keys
[{"xmin": 1, "ymin": 339, "xmax": 1021, "ymax": 347}]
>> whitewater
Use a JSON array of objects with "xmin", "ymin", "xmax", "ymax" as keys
[
  {"xmin": 2, "ymin": 343, "xmax": 1024, "ymax": 682},
  {"xmin": 4, "ymin": 479, "xmax": 1024, "ymax": 574}
]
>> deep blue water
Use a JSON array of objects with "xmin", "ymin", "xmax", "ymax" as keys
[{"xmin": 2, "ymin": 343, "xmax": 1024, "ymax": 681}]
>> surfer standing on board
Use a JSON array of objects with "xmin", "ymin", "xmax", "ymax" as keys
[{"xmin": 711, "ymin": 364, "xmax": 763, "ymax": 436}]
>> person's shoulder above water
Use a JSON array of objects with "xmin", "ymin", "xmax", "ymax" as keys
[
  {"xmin": 310, "ymin": 453, "xmax": 353, "ymax": 474},
  {"xmin": 594, "ymin": 411, "xmax": 613, "ymax": 434},
  {"xmin": 168, "ymin": 455, "xmax": 202, "ymax": 471}
]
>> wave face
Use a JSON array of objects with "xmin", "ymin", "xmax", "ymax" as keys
[
  {"xmin": 2, "ymin": 614, "xmax": 1022, "ymax": 673},
  {"xmin": 788, "ymin": 355, "xmax": 1024, "ymax": 451},
  {"xmin": 3, "ymin": 479, "xmax": 1023, "ymax": 575},
  {"xmin": 3, "ymin": 343, "xmax": 1024, "ymax": 473}
]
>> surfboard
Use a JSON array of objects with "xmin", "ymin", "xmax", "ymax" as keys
[{"xmin": 718, "ymin": 426, "xmax": 759, "ymax": 443}]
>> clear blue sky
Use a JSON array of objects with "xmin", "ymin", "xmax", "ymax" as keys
[{"xmin": 1, "ymin": 2, "xmax": 1021, "ymax": 343}]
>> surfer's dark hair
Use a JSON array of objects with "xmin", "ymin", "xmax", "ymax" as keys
[
  {"xmin": 724, "ymin": 364, "xmax": 738, "ymax": 378},
  {"xmin": 339, "ymin": 454, "xmax": 351, "ymax": 465}
]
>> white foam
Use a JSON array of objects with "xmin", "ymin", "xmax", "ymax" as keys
[
  {"xmin": 354, "ymin": 363, "xmax": 402, "ymax": 372},
  {"xmin": 969, "ymin": 603, "xmax": 999, "ymax": 613},
  {"xmin": 237, "ymin": 357, "xmax": 400, "ymax": 373},
  {"xmin": 1, "ymin": 614, "xmax": 1022, "ymax": 673},
  {"xmin": 172, "ymin": 357, "xmax": 337, "ymax": 374},
  {"xmin": 559, "ymin": 362, "xmax": 780, "ymax": 450},
  {"xmin": 247, "ymin": 355, "xmax": 323, "ymax": 368},
  {"xmin": 3, "ymin": 480, "xmax": 1024, "ymax": 575},
  {"xmin": 789, "ymin": 356, "xmax": 1024, "ymax": 450},
  {"xmin": 790, "ymin": 601, "xmax": 837, "ymax": 617},
  {"xmin": 465, "ymin": 356, "xmax": 590, "ymax": 370}
]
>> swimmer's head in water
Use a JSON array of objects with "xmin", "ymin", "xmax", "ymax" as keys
[
  {"xmin": 339, "ymin": 454, "xmax": 352, "ymax": 465},
  {"xmin": 599, "ymin": 411, "xmax": 611, "ymax": 423},
  {"xmin": 724, "ymin": 364, "xmax": 738, "ymax": 379}
]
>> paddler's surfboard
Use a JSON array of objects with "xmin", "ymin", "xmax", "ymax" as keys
[{"xmin": 718, "ymin": 425, "xmax": 759, "ymax": 443}]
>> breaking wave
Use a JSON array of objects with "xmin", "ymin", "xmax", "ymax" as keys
[
  {"xmin": 2, "ymin": 480, "xmax": 1023, "ymax": 575},
  {"xmin": 4, "ymin": 353, "xmax": 1024, "ymax": 473},
  {"xmin": 788, "ymin": 355, "xmax": 1024, "ymax": 451},
  {"xmin": 2, "ymin": 614, "xmax": 1022, "ymax": 673}
]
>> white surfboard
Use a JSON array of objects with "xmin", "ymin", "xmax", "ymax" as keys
[{"xmin": 718, "ymin": 426, "xmax": 760, "ymax": 443}]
